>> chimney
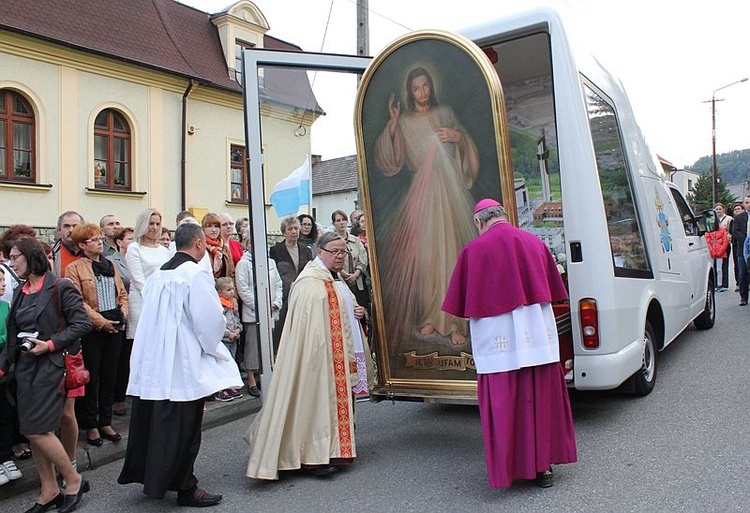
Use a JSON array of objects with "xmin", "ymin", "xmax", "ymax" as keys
[{"xmin": 311, "ymin": 154, "xmax": 322, "ymax": 166}]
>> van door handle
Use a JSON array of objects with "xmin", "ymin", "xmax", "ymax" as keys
[{"xmin": 688, "ymin": 241, "xmax": 695, "ymax": 246}]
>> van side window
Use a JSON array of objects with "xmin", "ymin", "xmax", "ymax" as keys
[
  {"xmin": 584, "ymin": 84, "xmax": 651, "ymax": 278},
  {"xmin": 668, "ymin": 188, "xmax": 698, "ymax": 236}
]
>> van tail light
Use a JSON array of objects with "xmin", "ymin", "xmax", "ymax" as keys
[{"xmin": 579, "ymin": 298, "xmax": 600, "ymax": 349}]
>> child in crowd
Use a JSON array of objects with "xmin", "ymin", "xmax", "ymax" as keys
[
  {"xmin": 0, "ymin": 266, "xmax": 23, "ymax": 485},
  {"xmin": 215, "ymin": 277, "xmax": 242, "ymax": 402}
]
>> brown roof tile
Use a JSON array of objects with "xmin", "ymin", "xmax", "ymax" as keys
[{"xmin": 0, "ymin": 0, "xmax": 321, "ymax": 111}]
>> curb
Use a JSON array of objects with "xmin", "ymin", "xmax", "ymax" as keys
[{"xmin": 0, "ymin": 395, "xmax": 261, "ymax": 500}]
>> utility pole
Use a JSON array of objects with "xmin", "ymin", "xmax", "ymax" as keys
[
  {"xmin": 356, "ymin": 1, "xmax": 369, "ymax": 210},
  {"xmin": 357, "ymin": 0, "xmax": 369, "ymax": 58},
  {"xmin": 711, "ymin": 95, "xmax": 719, "ymax": 207},
  {"xmin": 706, "ymin": 78, "xmax": 748, "ymax": 206}
]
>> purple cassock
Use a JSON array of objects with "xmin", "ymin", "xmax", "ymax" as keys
[{"xmin": 442, "ymin": 220, "xmax": 577, "ymax": 489}]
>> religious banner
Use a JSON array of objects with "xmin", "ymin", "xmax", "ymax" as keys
[{"xmin": 354, "ymin": 30, "xmax": 514, "ymax": 397}]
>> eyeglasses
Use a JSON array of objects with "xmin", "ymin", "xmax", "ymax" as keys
[
  {"xmin": 85, "ymin": 237, "xmax": 103, "ymax": 244},
  {"xmin": 7, "ymin": 253, "xmax": 22, "ymax": 261},
  {"xmin": 319, "ymin": 247, "xmax": 347, "ymax": 257}
]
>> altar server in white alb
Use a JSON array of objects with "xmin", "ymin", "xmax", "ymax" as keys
[{"xmin": 118, "ymin": 222, "xmax": 242, "ymax": 508}]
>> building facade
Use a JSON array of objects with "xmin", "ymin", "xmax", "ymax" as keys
[{"xmin": 0, "ymin": 0, "xmax": 322, "ymax": 235}]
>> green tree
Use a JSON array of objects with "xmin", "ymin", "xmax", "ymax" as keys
[{"xmin": 688, "ymin": 170, "xmax": 735, "ymax": 211}]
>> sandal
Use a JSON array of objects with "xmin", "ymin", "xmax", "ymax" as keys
[{"xmin": 14, "ymin": 444, "xmax": 32, "ymax": 460}]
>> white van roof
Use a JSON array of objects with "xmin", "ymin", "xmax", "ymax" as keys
[{"xmin": 460, "ymin": 7, "xmax": 666, "ymax": 182}]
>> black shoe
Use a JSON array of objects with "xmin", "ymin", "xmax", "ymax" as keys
[
  {"xmin": 176, "ymin": 487, "xmax": 223, "ymax": 507},
  {"xmin": 248, "ymin": 386, "xmax": 261, "ymax": 398},
  {"xmin": 87, "ymin": 436, "xmax": 104, "ymax": 447},
  {"xmin": 100, "ymin": 430, "xmax": 122, "ymax": 442},
  {"xmin": 305, "ymin": 465, "xmax": 338, "ymax": 477},
  {"xmin": 740, "ymin": 300, "xmax": 748, "ymax": 306},
  {"xmin": 58, "ymin": 480, "xmax": 89, "ymax": 513},
  {"xmin": 23, "ymin": 492, "xmax": 64, "ymax": 513},
  {"xmin": 535, "ymin": 469, "xmax": 553, "ymax": 488}
]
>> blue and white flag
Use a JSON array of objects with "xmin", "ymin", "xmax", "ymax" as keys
[{"xmin": 269, "ymin": 157, "xmax": 311, "ymax": 217}]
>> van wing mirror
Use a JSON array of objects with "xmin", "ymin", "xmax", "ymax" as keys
[{"xmin": 696, "ymin": 208, "xmax": 719, "ymax": 235}]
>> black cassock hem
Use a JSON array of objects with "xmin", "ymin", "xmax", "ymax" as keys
[{"xmin": 118, "ymin": 397, "xmax": 205, "ymax": 499}]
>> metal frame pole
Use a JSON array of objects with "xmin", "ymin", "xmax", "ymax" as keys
[{"xmin": 241, "ymin": 49, "xmax": 370, "ymax": 393}]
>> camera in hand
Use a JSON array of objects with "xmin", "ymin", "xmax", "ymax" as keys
[{"xmin": 18, "ymin": 331, "xmax": 39, "ymax": 352}]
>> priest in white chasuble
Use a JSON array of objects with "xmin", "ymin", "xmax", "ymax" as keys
[{"xmin": 245, "ymin": 231, "xmax": 368, "ymax": 480}]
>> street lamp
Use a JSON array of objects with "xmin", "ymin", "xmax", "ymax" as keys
[{"xmin": 711, "ymin": 77, "xmax": 748, "ymax": 206}]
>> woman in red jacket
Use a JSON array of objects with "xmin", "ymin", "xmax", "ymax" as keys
[{"xmin": 706, "ymin": 226, "xmax": 729, "ymax": 292}]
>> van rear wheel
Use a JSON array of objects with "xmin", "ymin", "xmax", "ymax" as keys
[
  {"xmin": 631, "ymin": 321, "xmax": 657, "ymax": 396},
  {"xmin": 693, "ymin": 280, "xmax": 715, "ymax": 330}
]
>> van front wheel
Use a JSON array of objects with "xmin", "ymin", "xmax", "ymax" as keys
[
  {"xmin": 631, "ymin": 321, "xmax": 657, "ymax": 396},
  {"xmin": 693, "ymin": 281, "xmax": 715, "ymax": 330}
]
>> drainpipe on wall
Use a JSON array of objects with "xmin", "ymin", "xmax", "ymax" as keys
[{"xmin": 181, "ymin": 79, "xmax": 195, "ymax": 211}]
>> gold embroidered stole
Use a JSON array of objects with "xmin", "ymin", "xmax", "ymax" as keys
[{"xmin": 323, "ymin": 280, "xmax": 353, "ymax": 458}]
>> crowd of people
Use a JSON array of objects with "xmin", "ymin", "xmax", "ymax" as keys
[
  {"xmin": 42, "ymin": 194, "xmax": 749, "ymax": 503},
  {"xmin": 0, "ymin": 206, "xmax": 373, "ymax": 510},
  {"xmin": 708, "ymin": 196, "xmax": 750, "ymax": 304},
  {"xmin": 0, "ymin": 194, "xmax": 744, "ymax": 508}
]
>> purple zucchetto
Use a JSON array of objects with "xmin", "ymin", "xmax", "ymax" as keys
[{"xmin": 473, "ymin": 198, "xmax": 502, "ymax": 214}]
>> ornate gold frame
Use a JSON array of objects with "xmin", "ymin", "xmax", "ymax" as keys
[{"xmin": 354, "ymin": 30, "xmax": 514, "ymax": 399}]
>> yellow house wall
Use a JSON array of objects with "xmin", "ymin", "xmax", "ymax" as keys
[
  {"xmin": 0, "ymin": 29, "xmax": 316, "ymax": 236},
  {"xmin": 0, "ymin": 53, "xmax": 60, "ymax": 228},
  {"xmin": 183, "ymin": 97, "xmax": 246, "ymax": 220},
  {"xmin": 0, "ymin": 50, "xmax": 185, "ymax": 228}
]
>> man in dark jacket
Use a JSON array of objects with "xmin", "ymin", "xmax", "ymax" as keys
[{"xmin": 730, "ymin": 196, "xmax": 750, "ymax": 305}]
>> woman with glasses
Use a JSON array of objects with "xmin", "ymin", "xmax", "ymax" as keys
[
  {"xmin": 0, "ymin": 237, "xmax": 92, "ymax": 513},
  {"xmin": 297, "ymin": 214, "xmax": 319, "ymax": 250},
  {"xmin": 66, "ymin": 224, "xmax": 129, "ymax": 447},
  {"xmin": 269, "ymin": 216, "xmax": 312, "ymax": 355}
]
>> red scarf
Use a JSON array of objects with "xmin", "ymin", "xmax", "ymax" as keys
[{"xmin": 205, "ymin": 236, "xmax": 224, "ymax": 277}]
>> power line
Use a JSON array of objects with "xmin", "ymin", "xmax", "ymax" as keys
[{"xmin": 345, "ymin": 0, "xmax": 413, "ymax": 32}]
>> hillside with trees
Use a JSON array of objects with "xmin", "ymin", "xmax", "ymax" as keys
[{"xmin": 688, "ymin": 149, "xmax": 750, "ymax": 185}]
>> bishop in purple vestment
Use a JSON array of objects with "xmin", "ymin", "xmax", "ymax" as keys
[{"xmin": 442, "ymin": 199, "xmax": 577, "ymax": 489}]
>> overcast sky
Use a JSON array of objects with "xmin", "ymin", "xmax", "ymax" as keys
[{"xmin": 179, "ymin": 0, "xmax": 750, "ymax": 170}]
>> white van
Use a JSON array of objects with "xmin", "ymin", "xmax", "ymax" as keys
[
  {"xmin": 459, "ymin": 8, "xmax": 717, "ymax": 395},
  {"xmin": 241, "ymin": 8, "xmax": 718, "ymax": 400}
]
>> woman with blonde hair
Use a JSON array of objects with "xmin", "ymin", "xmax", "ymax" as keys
[{"xmin": 125, "ymin": 209, "xmax": 169, "ymax": 344}]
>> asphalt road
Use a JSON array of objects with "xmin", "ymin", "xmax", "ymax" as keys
[{"xmin": 3, "ymin": 288, "xmax": 748, "ymax": 513}]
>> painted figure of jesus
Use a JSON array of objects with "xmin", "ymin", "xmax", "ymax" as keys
[{"xmin": 374, "ymin": 66, "xmax": 479, "ymax": 351}]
